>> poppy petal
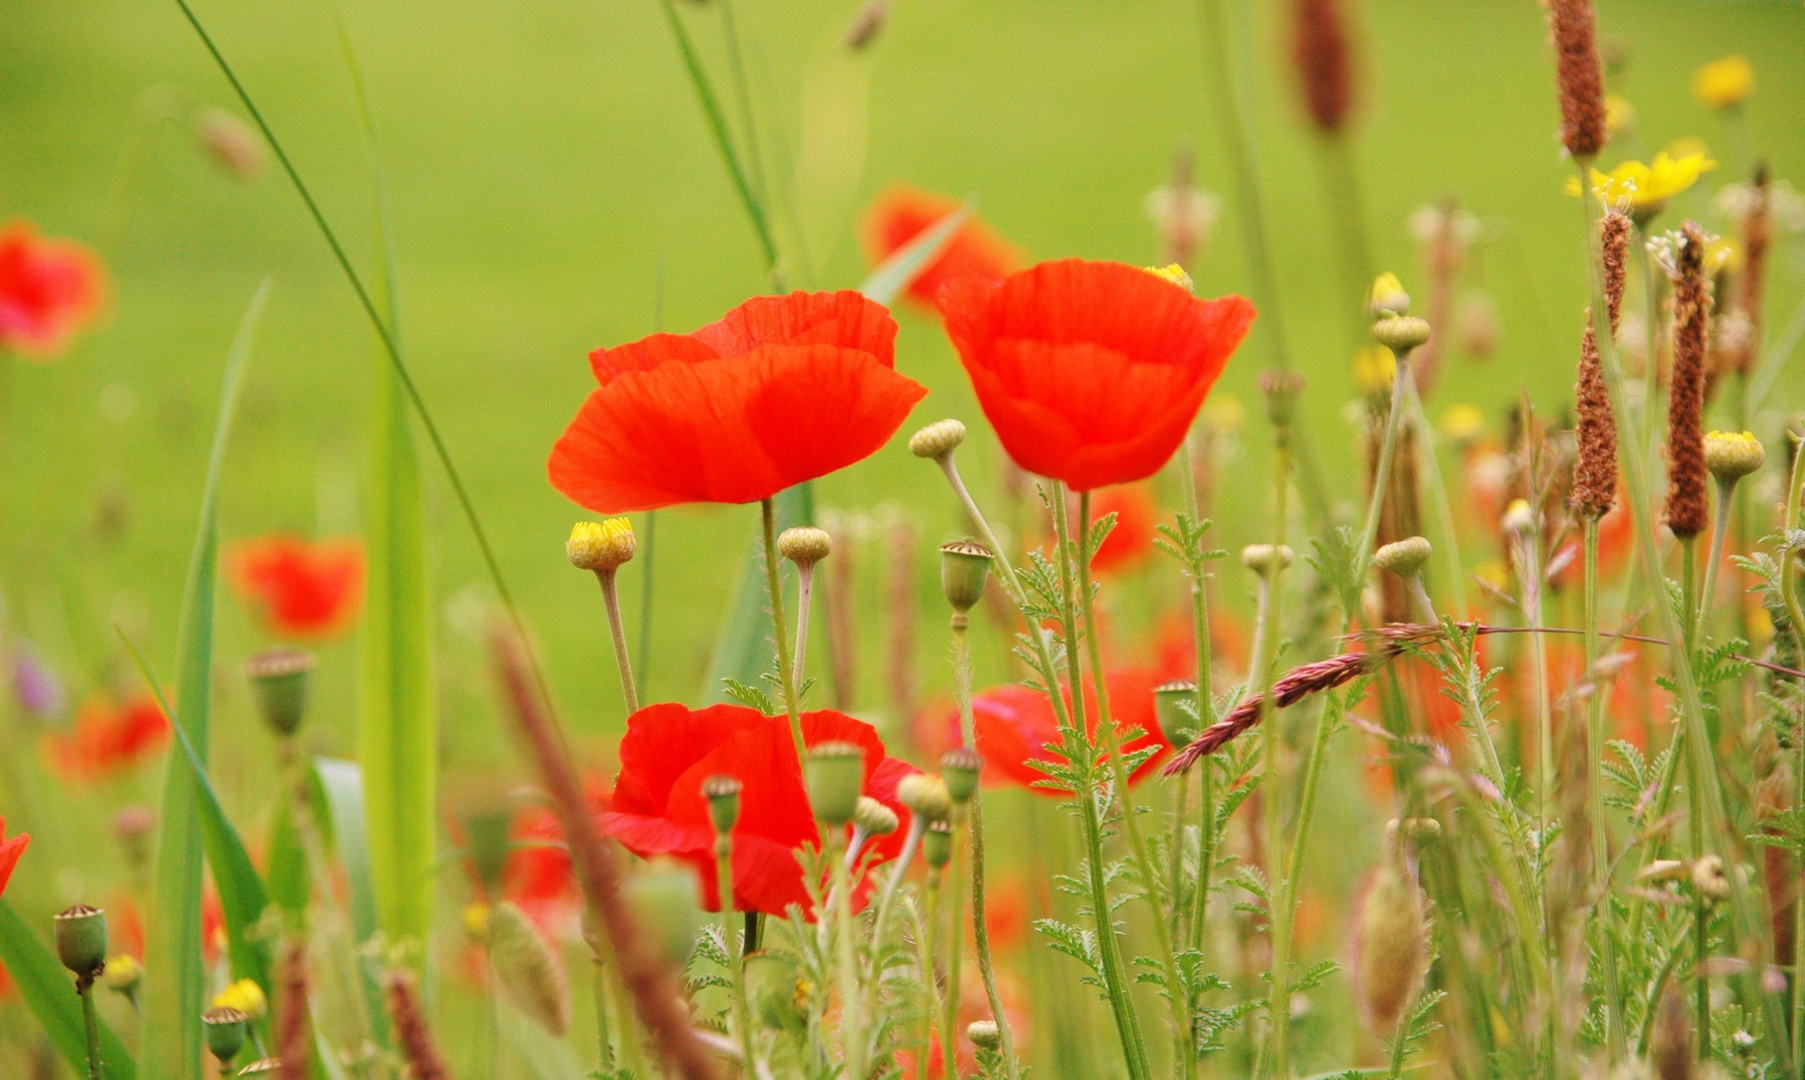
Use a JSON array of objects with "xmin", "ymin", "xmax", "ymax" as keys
[
  {"xmin": 693, "ymin": 291, "xmax": 899, "ymax": 369},
  {"xmin": 613, "ymin": 703, "xmax": 765, "ymax": 817}
]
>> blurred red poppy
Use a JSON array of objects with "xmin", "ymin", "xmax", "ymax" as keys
[
  {"xmin": 550, "ymin": 291, "xmax": 927, "ymax": 513},
  {"xmin": 1552, "ymin": 499, "xmax": 1632, "ymax": 589},
  {"xmin": 940, "ymin": 259, "xmax": 1254, "ymax": 491},
  {"xmin": 0, "ymin": 817, "xmax": 28, "ymax": 897},
  {"xmin": 947, "ymin": 668, "xmax": 1172, "ymax": 796},
  {"xmin": 602, "ymin": 703, "xmax": 917, "ymax": 915},
  {"xmin": 860, "ymin": 184, "xmax": 1024, "ymax": 311},
  {"xmin": 44, "ymin": 693, "xmax": 170, "ymax": 783},
  {"xmin": 228, "ymin": 535, "xmax": 365, "ymax": 640},
  {"xmin": 1090, "ymin": 484, "xmax": 1160, "ymax": 575},
  {"xmin": 0, "ymin": 221, "xmax": 105, "ymax": 358},
  {"xmin": 505, "ymin": 806, "xmax": 582, "ymax": 934}
]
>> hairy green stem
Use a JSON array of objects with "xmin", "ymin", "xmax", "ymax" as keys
[
  {"xmin": 832, "ymin": 831, "xmax": 864, "ymax": 1080},
  {"xmin": 1178, "ymin": 439, "xmax": 1219, "ymax": 971},
  {"xmin": 761, "ymin": 498, "xmax": 804, "ymax": 758},
  {"xmin": 597, "ymin": 568, "xmax": 640, "ymax": 715},
  {"xmin": 943, "ymin": 824, "xmax": 966, "ymax": 1080},
  {"xmin": 912, "ymin": 890, "xmax": 941, "ymax": 1080},
  {"xmin": 1697, "ymin": 477, "xmax": 1738, "ymax": 641},
  {"xmin": 637, "ymin": 511, "xmax": 656, "ymax": 693},
  {"xmin": 792, "ymin": 564, "xmax": 816, "ymax": 694},
  {"xmin": 78, "ymin": 982, "xmax": 102, "ymax": 1080}
]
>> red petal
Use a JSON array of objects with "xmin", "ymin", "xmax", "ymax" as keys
[
  {"xmin": 612, "ymin": 703, "xmax": 764, "ymax": 816},
  {"xmin": 693, "ymin": 291, "xmax": 898, "ymax": 369},
  {"xmin": 860, "ymin": 185, "xmax": 1025, "ymax": 309},
  {"xmin": 589, "ymin": 332, "xmax": 719, "ymax": 386},
  {"xmin": 0, "ymin": 821, "xmax": 28, "ymax": 898}
]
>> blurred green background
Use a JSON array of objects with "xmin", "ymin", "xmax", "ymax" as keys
[{"xmin": 0, "ymin": 0, "xmax": 1802, "ymax": 1055}]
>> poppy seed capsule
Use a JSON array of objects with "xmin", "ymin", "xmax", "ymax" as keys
[
  {"xmin": 968, "ymin": 1019, "xmax": 1001, "ymax": 1050},
  {"xmin": 852, "ymin": 795, "xmax": 899, "ymax": 837},
  {"xmin": 203, "ymin": 1007, "xmax": 249, "ymax": 1066},
  {"xmin": 1153, "ymin": 680, "xmax": 1200, "ymax": 743},
  {"xmin": 909, "ymin": 418, "xmax": 966, "ymax": 460},
  {"xmin": 1704, "ymin": 430, "xmax": 1764, "ymax": 482},
  {"xmin": 703, "ymin": 774, "xmax": 743, "ymax": 836},
  {"xmin": 923, "ymin": 819, "xmax": 954, "ymax": 870},
  {"xmin": 486, "ymin": 900, "xmax": 571, "ymax": 1037},
  {"xmin": 54, "ymin": 904, "xmax": 107, "ymax": 979},
  {"xmin": 940, "ymin": 747, "xmax": 983, "ymax": 803},
  {"xmin": 567, "ymin": 518, "xmax": 635, "ymax": 572},
  {"xmin": 1372, "ymin": 536, "xmax": 1432, "ymax": 578},
  {"xmin": 1372, "ymin": 315, "xmax": 1432, "ymax": 354},
  {"xmin": 804, "ymin": 742, "xmax": 866, "ymax": 827},
  {"xmin": 1241, "ymin": 544, "xmax": 1294, "ymax": 575},
  {"xmin": 245, "ymin": 647, "xmax": 315, "ymax": 737},
  {"xmin": 939, "ymin": 540, "xmax": 993, "ymax": 614},
  {"xmin": 1367, "ymin": 272, "xmax": 1411, "ymax": 318},
  {"xmin": 897, "ymin": 772, "xmax": 954, "ymax": 823},
  {"xmin": 777, "ymin": 526, "xmax": 832, "ymax": 567}
]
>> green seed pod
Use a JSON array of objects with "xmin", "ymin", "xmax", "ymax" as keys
[
  {"xmin": 1152, "ymin": 680, "xmax": 1200, "ymax": 743},
  {"xmin": 54, "ymin": 905, "xmax": 107, "ymax": 980},
  {"xmin": 1353, "ymin": 851, "xmax": 1426, "ymax": 1034},
  {"xmin": 939, "ymin": 541, "xmax": 993, "ymax": 614},
  {"xmin": 909, "ymin": 419, "xmax": 966, "ymax": 460},
  {"xmin": 804, "ymin": 742, "xmax": 866, "ymax": 827},
  {"xmin": 939, "ymin": 747, "xmax": 982, "ymax": 804},
  {"xmin": 702, "ymin": 774, "xmax": 743, "ymax": 836},
  {"xmin": 1372, "ymin": 315, "xmax": 1432, "ymax": 354},
  {"xmin": 486, "ymin": 901, "xmax": 571, "ymax": 1037},
  {"xmin": 923, "ymin": 819, "xmax": 954, "ymax": 870},
  {"xmin": 245, "ymin": 648, "xmax": 315, "ymax": 738},
  {"xmin": 897, "ymin": 772, "xmax": 953, "ymax": 823},
  {"xmin": 852, "ymin": 795, "xmax": 899, "ymax": 838},
  {"xmin": 203, "ymin": 1007, "xmax": 249, "ymax": 1066},
  {"xmin": 967, "ymin": 1019, "xmax": 1001, "ymax": 1050}
]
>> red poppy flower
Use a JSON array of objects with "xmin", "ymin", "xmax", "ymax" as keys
[
  {"xmin": 602, "ymin": 703, "xmax": 917, "ymax": 915},
  {"xmin": 505, "ymin": 806, "xmax": 582, "ymax": 934},
  {"xmin": 1090, "ymin": 484, "xmax": 1160, "ymax": 575},
  {"xmin": 0, "ymin": 818, "xmax": 28, "ymax": 897},
  {"xmin": 946, "ymin": 668, "xmax": 1172, "ymax": 796},
  {"xmin": 940, "ymin": 259, "xmax": 1255, "ymax": 491},
  {"xmin": 0, "ymin": 221, "xmax": 105, "ymax": 358},
  {"xmin": 549, "ymin": 291, "xmax": 927, "ymax": 513},
  {"xmin": 44, "ymin": 693, "xmax": 171, "ymax": 782},
  {"xmin": 860, "ymin": 184, "xmax": 1025, "ymax": 311},
  {"xmin": 228, "ymin": 535, "xmax": 365, "ymax": 639}
]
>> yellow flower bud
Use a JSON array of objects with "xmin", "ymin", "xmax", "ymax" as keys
[
  {"xmin": 1704, "ymin": 430, "xmax": 1764, "ymax": 482},
  {"xmin": 909, "ymin": 419, "xmax": 966, "ymax": 460},
  {"xmin": 1367, "ymin": 272, "xmax": 1410, "ymax": 318},
  {"xmin": 567, "ymin": 518, "xmax": 635, "ymax": 572},
  {"xmin": 212, "ymin": 978, "xmax": 268, "ymax": 1020}
]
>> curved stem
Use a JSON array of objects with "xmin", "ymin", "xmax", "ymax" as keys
[
  {"xmin": 761, "ymin": 498, "xmax": 804, "ymax": 758},
  {"xmin": 598, "ymin": 568, "xmax": 639, "ymax": 715},
  {"xmin": 1179, "ymin": 439, "xmax": 1219, "ymax": 973}
]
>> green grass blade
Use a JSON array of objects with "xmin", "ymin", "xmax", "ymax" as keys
[
  {"xmin": 118, "ymin": 630, "xmax": 274, "ymax": 1000},
  {"xmin": 263, "ymin": 764, "xmax": 330, "ymax": 917},
  {"xmin": 857, "ymin": 202, "xmax": 973, "ymax": 307},
  {"xmin": 313, "ymin": 759, "xmax": 379, "ymax": 944},
  {"xmin": 0, "ymin": 901, "xmax": 137, "ymax": 1080},
  {"xmin": 140, "ymin": 276, "xmax": 269, "ymax": 1080},
  {"xmin": 701, "ymin": 483, "xmax": 813, "ymax": 704}
]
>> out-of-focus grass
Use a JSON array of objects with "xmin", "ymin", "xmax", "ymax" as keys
[{"xmin": 0, "ymin": 0, "xmax": 1800, "ymax": 915}]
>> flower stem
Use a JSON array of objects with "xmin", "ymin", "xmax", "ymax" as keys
[
  {"xmin": 1785, "ymin": 430, "xmax": 1805, "ymax": 1076},
  {"xmin": 761, "ymin": 498, "xmax": 804, "ymax": 758},
  {"xmin": 1583, "ymin": 518, "xmax": 1627, "ymax": 1061},
  {"xmin": 792, "ymin": 564, "xmax": 816, "ymax": 696},
  {"xmin": 913, "ymin": 889, "xmax": 942, "ymax": 1080},
  {"xmin": 78, "ymin": 980, "xmax": 102, "ymax": 1080},
  {"xmin": 637, "ymin": 510, "xmax": 656, "ymax": 692},
  {"xmin": 831, "ymin": 831, "xmax": 864, "ymax": 1080},
  {"xmin": 1697, "ymin": 476, "xmax": 1737, "ymax": 641},
  {"xmin": 1358, "ymin": 353, "xmax": 1413, "ymax": 568},
  {"xmin": 1178, "ymin": 438, "xmax": 1219, "ymax": 969},
  {"xmin": 597, "ymin": 568, "xmax": 640, "ymax": 715}
]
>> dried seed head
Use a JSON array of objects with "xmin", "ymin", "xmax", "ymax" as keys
[
  {"xmin": 923, "ymin": 819, "xmax": 954, "ymax": 870},
  {"xmin": 1241, "ymin": 544, "xmax": 1295, "ymax": 575},
  {"xmin": 897, "ymin": 772, "xmax": 954, "ymax": 823},
  {"xmin": 1691, "ymin": 854, "xmax": 1731, "ymax": 901},
  {"xmin": 1367, "ymin": 272, "xmax": 1411, "ymax": 318},
  {"xmin": 852, "ymin": 795, "xmax": 899, "ymax": 837},
  {"xmin": 804, "ymin": 742, "xmax": 867, "ymax": 827},
  {"xmin": 1571, "ymin": 318, "xmax": 1619, "ymax": 519},
  {"xmin": 487, "ymin": 901, "xmax": 571, "ymax": 1036},
  {"xmin": 245, "ymin": 647, "xmax": 315, "ymax": 737},
  {"xmin": 967, "ymin": 1019, "xmax": 1002, "ymax": 1050},
  {"xmin": 1372, "ymin": 315, "xmax": 1432, "ymax": 354},
  {"xmin": 567, "ymin": 518, "xmax": 635, "ymax": 572},
  {"xmin": 842, "ymin": 0, "xmax": 888, "ymax": 50},
  {"xmin": 54, "ymin": 905, "xmax": 107, "ymax": 980},
  {"xmin": 1600, "ymin": 210, "xmax": 1631, "ymax": 334},
  {"xmin": 1637, "ymin": 858, "xmax": 1690, "ymax": 883},
  {"xmin": 1354, "ymin": 850, "xmax": 1427, "ymax": 1033},
  {"xmin": 939, "ymin": 747, "xmax": 983, "ymax": 804},
  {"xmin": 385, "ymin": 968, "xmax": 453, "ymax": 1080},
  {"xmin": 1664, "ymin": 222, "xmax": 1712, "ymax": 538},
  {"xmin": 237, "ymin": 1059, "xmax": 283, "ymax": 1075},
  {"xmin": 939, "ymin": 540, "xmax": 993, "ymax": 614},
  {"xmin": 1373, "ymin": 536, "xmax": 1432, "ymax": 578},
  {"xmin": 1650, "ymin": 986, "xmax": 1693, "ymax": 1080},
  {"xmin": 1291, "ymin": 0, "xmax": 1354, "ymax": 133},
  {"xmin": 909, "ymin": 419, "xmax": 966, "ymax": 460},
  {"xmin": 1704, "ymin": 430, "xmax": 1764, "ymax": 482},
  {"xmin": 702, "ymin": 774, "xmax": 743, "ymax": 836},
  {"xmin": 1153, "ymin": 680, "xmax": 1200, "ymax": 743},
  {"xmin": 777, "ymin": 526, "xmax": 832, "ymax": 567},
  {"xmin": 1548, "ymin": 0, "xmax": 1607, "ymax": 161}
]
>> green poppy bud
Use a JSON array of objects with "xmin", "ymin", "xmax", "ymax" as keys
[
  {"xmin": 702, "ymin": 774, "xmax": 743, "ymax": 837},
  {"xmin": 968, "ymin": 1019, "xmax": 1002, "ymax": 1050},
  {"xmin": 852, "ymin": 795, "xmax": 899, "ymax": 838},
  {"xmin": 1372, "ymin": 315, "xmax": 1432, "ymax": 354},
  {"xmin": 897, "ymin": 772, "xmax": 953, "ymax": 823}
]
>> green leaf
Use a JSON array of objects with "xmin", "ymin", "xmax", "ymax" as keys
[
  {"xmin": 140, "ymin": 277, "xmax": 269, "ymax": 1080},
  {"xmin": 313, "ymin": 758, "xmax": 379, "ymax": 947},
  {"xmin": 701, "ymin": 484, "xmax": 814, "ymax": 704},
  {"xmin": 857, "ymin": 200, "xmax": 974, "ymax": 307},
  {"xmin": 118, "ymin": 632, "xmax": 274, "ymax": 1001},
  {"xmin": 0, "ymin": 901, "xmax": 137, "ymax": 1080}
]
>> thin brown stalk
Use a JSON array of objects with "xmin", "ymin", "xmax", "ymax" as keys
[
  {"xmin": 386, "ymin": 968, "xmax": 454, "ymax": 1080},
  {"xmin": 1291, "ymin": 0, "xmax": 1354, "ymax": 134},
  {"xmin": 1736, "ymin": 163, "xmax": 1772, "ymax": 377},
  {"xmin": 1665, "ymin": 222, "xmax": 1711, "ymax": 539},
  {"xmin": 490, "ymin": 623, "xmax": 723, "ymax": 1080},
  {"xmin": 276, "ymin": 940, "xmax": 310, "ymax": 1080}
]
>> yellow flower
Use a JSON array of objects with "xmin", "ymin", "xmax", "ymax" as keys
[
  {"xmin": 1366, "ymin": 272, "xmax": 1410, "ymax": 318},
  {"xmin": 213, "ymin": 978, "xmax": 267, "ymax": 1019},
  {"xmin": 1438, "ymin": 403, "xmax": 1487, "ymax": 447},
  {"xmin": 1604, "ymin": 94, "xmax": 1635, "ymax": 139},
  {"xmin": 1141, "ymin": 263, "xmax": 1194, "ymax": 292},
  {"xmin": 1691, "ymin": 55, "xmax": 1753, "ymax": 110},
  {"xmin": 1705, "ymin": 236, "xmax": 1742, "ymax": 276},
  {"xmin": 1201, "ymin": 391, "xmax": 1244, "ymax": 433},
  {"xmin": 1352, "ymin": 346, "xmax": 1396, "ymax": 395},
  {"xmin": 1565, "ymin": 150, "xmax": 1718, "ymax": 218}
]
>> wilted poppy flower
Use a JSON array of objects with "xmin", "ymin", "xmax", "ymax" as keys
[
  {"xmin": 0, "ymin": 221, "xmax": 105, "ymax": 358},
  {"xmin": 948, "ymin": 668, "xmax": 1172, "ymax": 795},
  {"xmin": 550, "ymin": 291, "xmax": 927, "ymax": 513},
  {"xmin": 0, "ymin": 818, "xmax": 28, "ymax": 897},
  {"xmin": 228, "ymin": 535, "xmax": 365, "ymax": 639},
  {"xmin": 1089, "ymin": 485, "xmax": 1160, "ymax": 575},
  {"xmin": 45, "ymin": 693, "xmax": 171, "ymax": 782},
  {"xmin": 861, "ymin": 184, "xmax": 1025, "ymax": 311},
  {"xmin": 602, "ymin": 703, "xmax": 917, "ymax": 915},
  {"xmin": 940, "ymin": 259, "xmax": 1255, "ymax": 491}
]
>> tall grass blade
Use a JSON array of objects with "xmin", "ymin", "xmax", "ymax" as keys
[
  {"xmin": 140, "ymin": 277, "xmax": 269, "ymax": 1080},
  {"xmin": 118, "ymin": 630, "xmax": 274, "ymax": 1001},
  {"xmin": 0, "ymin": 901, "xmax": 137, "ymax": 1080},
  {"xmin": 702, "ymin": 484, "xmax": 814, "ymax": 703}
]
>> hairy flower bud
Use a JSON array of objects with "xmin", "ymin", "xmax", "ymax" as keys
[
  {"xmin": 1372, "ymin": 315, "xmax": 1432, "ymax": 354},
  {"xmin": 897, "ymin": 772, "xmax": 954, "ymax": 823},
  {"xmin": 1691, "ymin": 854, "xmax": 1730, "ymax": 901},
  {"xmin": 1241, "ymin": 544, "xmax": 1294, "ymax": 575},
  {"xmin": 487, "ymin": 901, "xmax": 571, "ymax": 1036},
  {"xmin": 909, "ymin": 419, "xmax": 966, "ymax": 460},
  {"xmin": 567, "ymin": 518, "xmax": 635, "ymax": 572},
  {"xmin": 939, "ymin": 747, "xmax": 982, "ymax": 804},
  {"xmin": 967, "ymin": 1019, "xmax": 1002, "ymax": 1050},
  {"xmin": 103, "ymin": 953, "xmax": 142, "ymax": 995},
  {"xmin": 1704, "ymin": 430, "xmax": 1764, "ymax": 482},
  {"xmin": 805, "ymin": 742, "xmax": 866, "ymax": 827},
  {"xmin": 55, "ymin": 905, "xmax": 107, "ymax": 980},
  {"xmin": 852, "ymin": 795, "xmax": 899, "ymax": 837},
  {"xmin": 777, "ymin": 527, "xmax": 832, "ymax": 567},
  {"xmin": 245, "ymin": 647, "xmax": 315, "ymax": 738},
  {"xmin": 1372, "ymin": 536, "xmax": 1432, "ymax": 578},
  {"xmin": 1502, "ymin": 499, "xmax": 1536, "ymax": 536},
  {"xmin": 1367, "ymin": 273, "xmax": 1411, "ymax": 318}
]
